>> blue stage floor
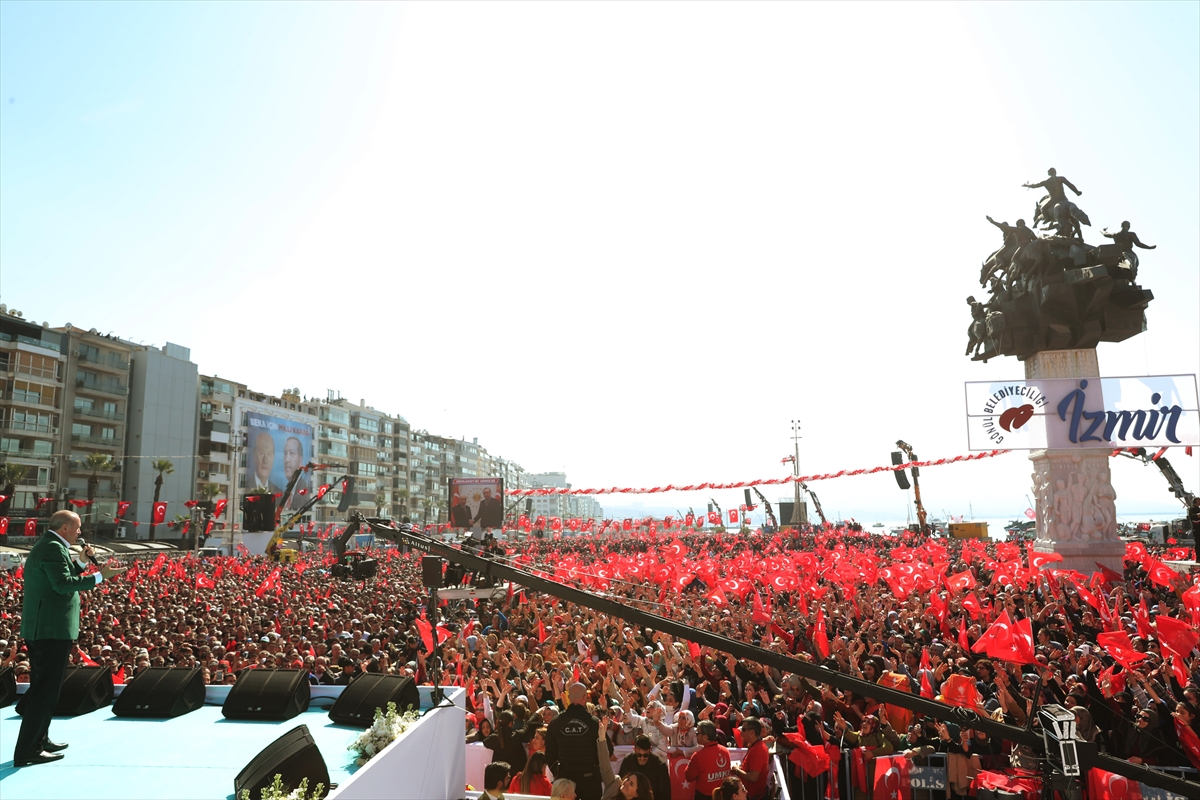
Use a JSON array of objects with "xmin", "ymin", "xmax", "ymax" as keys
[{"xmin": 0, "ymin": 701, "xmax": 365, "ymax": 800}]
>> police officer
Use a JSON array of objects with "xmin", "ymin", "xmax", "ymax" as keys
[{"xmin": 545, "ymin": 683, "xmax": 602, "ymax": 800}]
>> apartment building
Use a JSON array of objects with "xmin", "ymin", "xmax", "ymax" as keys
[
  {"xmin": 56, "ymin": 326, "xmax": 136, "ymax": 531},
  {"xmin": 313, "ymin": 396, "xmax": 411, "ymax": 526},
  {"xmin": 123, "ymin": 343, "xmax": 199, "ymax": 538},
  {"xmin": 0, "ymin": 312, "xmax": 65, "ymax": 519},
  {"xmin": 526, "ymin": 471, "xmax": 572, "ymax": 523}
]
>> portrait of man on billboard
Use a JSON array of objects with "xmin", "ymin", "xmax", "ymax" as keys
[
  {"xmin": 473, "ymin": 486, "xmax": 504, "ymax": 530},
  {"xmin": 283, "ymin": 435, "xmax": 312, "ymax": 509},
  {"xmin": 248, "ymin": 430, "xmax": 282, "ymax": 494},
  {"xmin": 450, "ymin": 494, "xmax": 473, "ymax": 529}
]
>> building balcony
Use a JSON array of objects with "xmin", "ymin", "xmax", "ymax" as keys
[
  {"xmin": 0, "ymin": 448, "xmax": 55, "ymax": 461},
  {"xmin": 0, "ymin": 331, "xmax": 61, "ymax": 353},
  {"xmin": 0, "ymin": 390, "xmax": 59, "ymax": 409},
  {"xmin": 0, "ymin": 421, "xmax": 57, "ymax": 436},
  {"xmin": 73, "ymin": 405, "xmax": 123, "ymax": 422},
  {"xmin": 206, "ymin": 451, "xmax": 231, "ymax": 464},
  {"xmin": 74, "ymin": 376, "xmax": 127, "ymax": 396},
  {"xmin": 75, "ymin": 350, "xmax": 129, "ymax": 371},
  {"xmin": 71, "ymin": 433, "xmax": 121, "ymax": 448}
]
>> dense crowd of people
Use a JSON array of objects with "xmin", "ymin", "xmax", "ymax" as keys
[{"xmin": 2, "ymin": 523, "xmax": 1200, "ymax": 799}]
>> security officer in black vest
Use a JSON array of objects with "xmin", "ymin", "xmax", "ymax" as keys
[{"xmin": 545, "ymin": 683, "xmax": 602, "ymax": 800}]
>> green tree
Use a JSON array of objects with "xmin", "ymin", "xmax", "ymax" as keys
[
  {"xmin": 81, "ymin": 452, "xmax": 115, "ymax": 535},
  {"xmin": 200, "ymin": 482, "xmax": 222, "ymax": 501},
  {"xmin": 374, "ymin": 490, "xmax": 388, "ymax": 516},
  {"xmin": 149, "ymin": 459, "xmax": 175, "ymax": 541}
]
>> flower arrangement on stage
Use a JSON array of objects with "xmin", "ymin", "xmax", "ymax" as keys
[
  {"xmin": 237, "ymin": 774, "xmax": 325, "ymax": 800},
  {"xmin": 347, "ymin": 702, "xmax": 420, "ymax": 767}
]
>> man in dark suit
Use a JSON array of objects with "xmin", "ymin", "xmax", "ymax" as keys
[
  {"xmin": 473, "ymin": 487, "xmax": 504, "ymax": 530},
  {"xmin": 13, "ymin": 510, "xmax": 125, "ymax": 767}
]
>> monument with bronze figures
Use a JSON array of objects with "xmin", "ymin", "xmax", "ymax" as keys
[{"xmin": 969, "ymin": 171, "xmax": 1158, "ymax": 572}]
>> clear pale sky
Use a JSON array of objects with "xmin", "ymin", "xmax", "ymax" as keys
[{"xmin": 2, "ymin": 1, "xmax": 1197, "ymax": 522}]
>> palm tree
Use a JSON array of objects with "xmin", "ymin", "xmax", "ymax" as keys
[
  {"xmin": 374, "ymin": 490, "xmax": 388, "ymax": 516},
  {"xmin": 396, "ymin": 488, "xmax": 410, "ymax": 520},
  {"xmin": 81, "ymin": 452, "xmax": 115, "ymax": 535},
  {"xmin": 200, "ymin": 482, "xmax": 222, "ymax": 502},
  {"xmin": 149, "ymin": 459, "xmax": 175, "ymax": 541}
]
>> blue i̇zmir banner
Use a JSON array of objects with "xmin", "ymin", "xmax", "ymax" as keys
[{"xmin": 964, "ymin": 374, "xmax": 1199, "ymax": 450}]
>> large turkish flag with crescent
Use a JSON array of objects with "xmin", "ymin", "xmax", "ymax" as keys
[
  {"xmin": 873, "ymin": 756, "xmax": 912, "ymax": 800},
  {"xmin": 669, "ymin": 755, "xmax": 695, "ymax": 800}
]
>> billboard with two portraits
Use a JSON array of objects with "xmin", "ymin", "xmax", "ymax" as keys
[
  {"xmin": 245, "ymin": 411, "xmax": 315, "ymax": 510},
  {"xmin": 449, "ymin": 476, "xmax": 504, "ymax": 535}
]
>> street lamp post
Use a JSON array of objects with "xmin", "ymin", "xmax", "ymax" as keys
[{"xmin": 790, "ymin": 420, "xmax": 802, "ymax": 526}]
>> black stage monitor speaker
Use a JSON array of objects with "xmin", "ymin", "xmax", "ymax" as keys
[
  {"xmin": 223, "ymin": 669, "xmax": 311, "ymax": 721},
  {"xmin": 113, "ymin": 667, "xmax": 204, "ymax": 718},
  {"xmin": 242, "ymin": 495, "xmax": 276, "ymax": 532},
  {"xmin": 421, "ymin": 555, "xmax": 442, "ymax": 587},
  {"xmin": 328, "ymin": 674, "xmax": 419, "ymax": 726},
  {"xmin": 0, "ymin": 665, "xmax": 16, "ymax": 708},
  {"xmin": 235, "ymin": 724, "xmax": 330, "ymax": 800},
  {"xmin": 16, "ymin": 666, "xmax": 112, "ymax": 717}
]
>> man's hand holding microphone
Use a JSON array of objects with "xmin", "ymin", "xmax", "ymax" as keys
[{"xmin": 79, "ymin": 538, "xmax": 129, "ymax": 581}]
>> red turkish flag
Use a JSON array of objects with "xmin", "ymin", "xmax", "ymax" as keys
[
  {"xmin": 68, "ymin": 499, "xmax": 92, "ymax": 508},
  {"xmin": 152, "ymin": 502, "xmax": 167, "ymax": 524},
  {"xmin": 728, "ymin": 509, "xmax": 738, "ymax": 524},
  {"xmin": 707, "ymin": 511, "xmax": 720, "ymax": 524},
  {"xmin": 115, "ymin": 501, "xmax": 131, "ymax": 520},
  {"xmin": 1096, "ymin": 630, "xmax": 1149, "ymax": 670},
  {"xmin": 35, "ymin": 496, "xmax": 54, "ymax": 509},
  {"xmin": 784, "ymin": 733, "xmax": 831, "ymax": 775},
  {"xmin": 1176, "ymin": 718, "xmax": 1200, "ymax": 771},
  {"xmin": 872, "ymin": 756, "xmax": 912, "ymax": 800},
  {"xmin": 622, "ymin": 518, "xmax": 632, "ymax": 531},
  {"xmin": 537, "ymin": 619, "xmax": 547, "ymax": 644},
  {"xmin": 24, "ymin": 518, "xmax": 37, "ymax": 535},
  {"xmin": 550, "ymin": 517, "xmax": 563, "ymax": 532},
  {"xmin": 0, "ymin": 518, "xmax": 7, "ymax": 535},
  {"xmin": 213, "ymin": 499, "xmax": 228, "ymax": 518},
  {"xmin": 946, "ymin": 569, "xmax": 976, "ymax": 592},
  {"xmin": 1154, "ymin": 615, "xmax": 1199, "ymax": 659},
  {"xmin": 669, "ymin": 755, "xmax": 695, "ymax": 800},
  {"xmin": 1086, "ymin": 768, "xmax": 1142, "ymax": 800},
  {"xmin": 684, "ymin": 512, "xmax": 695, "ymax": 527},
  {"xmin": 664, "ymin": 539, "xmax": 687, "ymax": 561},
  {"xmin": 184, "ymin": 500, "xmax": 199, "ymax": 509},
  {"xmin": 196, "ymin": 574, "xmax": 216, "ymax": 590},
  {"xmin": 813, "ymin": 606, "xmax": 830, "ymax": 658},
  {"xmin": 961, "ymin": 592, "xmax": 982, "ymax": 619},
  {"xmin": 414, "ymin": 615, "xmax": 435, "ymax": 654},
  {"xmin": 1147, "ymin": 559, "xmax": 1181, "ymax": 588}
]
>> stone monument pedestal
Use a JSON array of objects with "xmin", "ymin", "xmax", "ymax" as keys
[{"xmin": 1026, "ymin": 349, "xmax": 1125, "ymax": 574}]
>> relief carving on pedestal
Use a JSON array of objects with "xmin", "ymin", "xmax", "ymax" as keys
[{"xmin": 1033, "ymin": 456, "xmax": 1118, "ymax": 546}]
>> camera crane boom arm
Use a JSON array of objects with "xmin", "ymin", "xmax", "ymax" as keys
[{"xmin": 364, "ymin": 520, "xmax": 1197, "ymax": 796}]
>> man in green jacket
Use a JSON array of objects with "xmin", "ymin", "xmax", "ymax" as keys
[{"xmin": 13, "ymin": 510, "xmax": 125, "ymax": 767}]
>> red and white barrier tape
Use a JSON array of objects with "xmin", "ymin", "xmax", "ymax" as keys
[{"xmin": 506, "ymin": 449, "xmax": 1013, "ymax": 496}]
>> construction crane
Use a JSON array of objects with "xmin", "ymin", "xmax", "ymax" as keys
[
  {"xmin": 365, "ymin": 518, "xmax": 1198, "ymax": 799},
  {"xmin": 1114, "ymin": 447, "xmax": 1196, "ymax": 508},
  {"xmin": 798, "ymin": 481, "xmax": 827, "ymax": 526}
]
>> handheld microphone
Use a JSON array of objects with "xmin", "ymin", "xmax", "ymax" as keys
[{"xmin": 77, "ymin": 536, "xmax": 101, "ymax": 567}]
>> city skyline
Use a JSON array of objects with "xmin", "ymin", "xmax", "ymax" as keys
[{"xmin": 1, "ymin": 2, "xmax": 1196, "ymax": 521}]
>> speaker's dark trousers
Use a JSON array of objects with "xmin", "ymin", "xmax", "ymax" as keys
[{"xmin": 14, "ymin": 639, "xmax": 72, "ymax": 760}]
